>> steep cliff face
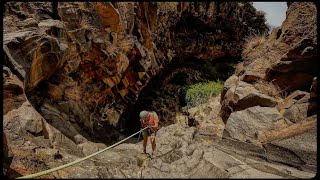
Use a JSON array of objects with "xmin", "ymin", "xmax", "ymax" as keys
[
  {"xmin": 174, "ymin": 2, "xmax": 268, "ymax": 59},
  {"xmin": 240, "ymin": 2, "xmax": 317, "ymax": 90},
  {"xmin": 3, "ymin": 2, "xmax": 267, "ymax": 143},
  {"xmin": 3, "ymin": 2, "xmax": 317, "ymax": 178},
  {"xmin": 220, "ymin": 2, "xmax": 317, "ymax": 122},
  {"xmin": 220, "ymin": 2, "xmax": 317, "ymax": 172}
]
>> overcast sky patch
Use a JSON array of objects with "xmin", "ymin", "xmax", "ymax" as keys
[{"xmin": 253, "ymin": 2, "xmax": 287, "ymax": 28}]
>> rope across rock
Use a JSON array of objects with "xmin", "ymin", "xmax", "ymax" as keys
[{"xmin": 16, "ymin": 126, "xmax": 149, "ymax": 179}]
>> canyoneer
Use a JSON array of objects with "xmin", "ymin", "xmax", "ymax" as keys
[{"xmin": 139, "ymin": 110, "xmax": 159, "ymax": 157}]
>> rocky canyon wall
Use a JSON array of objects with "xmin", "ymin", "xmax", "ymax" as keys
[
  {"xmin": 4, "ymin": 2, "xmax": 267, "ymax": 142},
  {"xmin": 219, "ymin": 2, "xmax": 317, "ymax": 172}
]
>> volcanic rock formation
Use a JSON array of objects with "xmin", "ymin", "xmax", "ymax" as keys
[
  {"xmin": 220, "ymin": 1, "xmax": 317, "ymax": 172},
  {"xmin": 4, "ymin": 2, "xmax": 268, "ymax": 142},
  {"xmin": 3, "ymin": 2, "xmax": 317, "ymax": 179}
]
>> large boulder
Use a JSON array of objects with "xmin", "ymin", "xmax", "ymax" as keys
[
  {"xmin": 3, "ymin": 97, "xmax": 89, "ymax": 178},
  {"xmin": 224, "ymin": 106, "xmax": 283, "ymax": 143},
  {"xmin": 220, "ymin": 75, "xmax": 239, "ymax": 103},
  {"xmin": 254, "ymin": 111, "xmax": 316, "ymax": 171},
  {"xmin": 276, "ymin": 90, "xmax": 316, "ymax": 123},
  {"xmin": 187, "ymin": 96, "xmax": 225, "ymax": 143},
  {"xmin": 234, "ymin": 81, "xmax": 278, "ymax": 109},
  {"xmin": 220, "ymin": 80, "xmax": 279, "ymax": 122},
  {"xmin": 267, "ymin": 125, "xmax": 317, "ymax": 172}
]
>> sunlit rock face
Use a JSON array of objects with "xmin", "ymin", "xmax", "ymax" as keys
[
  {"xmin": 3, "ymin": 2, "xmax": 268, "ymax": 142},
  {"xmin": 219, "ymin": 2, "xmax": 317, "ymax": 172},
  {"xmin": 3, "ymin": 2, "xmax": 318, "ymax": 178}
]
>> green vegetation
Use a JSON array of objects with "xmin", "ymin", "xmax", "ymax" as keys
[{"xmin": 185, "ymin": 81, "xmax": 223, "ymax": 107}]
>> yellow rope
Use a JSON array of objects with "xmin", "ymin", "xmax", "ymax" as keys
[{"xmin": 16, "ymin": 126, "xmax": 149, "ymax": 179}]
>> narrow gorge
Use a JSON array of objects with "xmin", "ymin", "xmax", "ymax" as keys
[{"xmin": 3, "ymin": 2, "xmax": 317, "ymax": 178}]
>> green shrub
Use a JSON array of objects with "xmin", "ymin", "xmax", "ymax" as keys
[{"xmin": 185, "ymin": 81, "xmax": 223, "ymax": 107}]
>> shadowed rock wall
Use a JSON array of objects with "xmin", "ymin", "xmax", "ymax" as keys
[{"xmin": 4, "ymin": 2, "xmax": 267, "ymax": 142}]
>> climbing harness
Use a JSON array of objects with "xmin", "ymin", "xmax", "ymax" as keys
[
  {"xmin": 16, "ymin": 126, "xmax": 149, "ymax": 179},
  {"xmin": 137, "ymin": 125, "xmax": 152, "ymax": 142}
]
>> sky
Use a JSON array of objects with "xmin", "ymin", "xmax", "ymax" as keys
[{"xmin": 253, "ymin": 2, "xmax": 288, "ymax": 28}]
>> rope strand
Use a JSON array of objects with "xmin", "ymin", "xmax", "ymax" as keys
[{"xmin": 16, "ymin": 126, "xmax": 149, "ymax": 179}]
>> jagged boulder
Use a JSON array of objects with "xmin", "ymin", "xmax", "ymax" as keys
[
  {"xmin": 220, "ymin": 80, "xmax": 279, "ymax": 122},
  {"xmin": 187, "ymin": 96, "xmax": 225, "ymax": 143},
  {"xmin": 224, "ymin": 106, "xmax": 283, "ymax": 143},
  {"xmin": 276, "ymin": 90, "xmax": 317, "ymax": 123},
  {"xmin": 220, "ymin": 75, "xmax": 238, "ymax": 96}
]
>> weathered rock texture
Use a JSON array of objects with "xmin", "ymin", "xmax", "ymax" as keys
[
  {"xmin": 4, "ymin": 1, "xmax": 317, "ymax": 178},
  {"xmin": 3, "ymin": 89, "xmax": 315, "ymax": 178},
  {"xmin": 220, "ymin": 2, "xmax": 317, "ymax": 173},
  {"xmin": 174, "ymin": 2, "xmax": 268, "ymax": 59},
  {"xmin": 3, "ymin": 2, "xmax": 267, "ymax": 142},
  {"xmin": 240, "ymin": 2, "xmax": 317, "ymax": 90}
]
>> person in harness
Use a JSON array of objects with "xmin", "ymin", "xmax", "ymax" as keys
[{"xmin": 139, "ymin": 110, "xmax": 159, "ymax": 156}]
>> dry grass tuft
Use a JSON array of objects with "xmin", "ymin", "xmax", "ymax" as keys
[
  {"xmin": 253, "ymin": 80, "xmax": 282, "ymax": 99},
  {"xmin": 234, "ymin": 62, "xmax": 245, "ymax": 76},
  {"xmin": 242, "ymin": 34, "xmax": 266, "ymax": 57},
  {"xmin": 242, "ymin": 34, "xmax": 267, "ymax": 66}
]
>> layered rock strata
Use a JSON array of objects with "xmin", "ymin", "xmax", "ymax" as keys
[{"xmin": 3, "ymin": 2, "xmax": 268, "ymax": 141}]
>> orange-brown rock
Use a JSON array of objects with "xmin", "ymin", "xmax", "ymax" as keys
[
  {"xmin": 3, "ymin": 2, "xmax": 268, "ymax": 144},
  {"xmin": 241, "ymin": 2, "xmax": 317, "ymax": 91},
  {"xmin": 3, "ymin": 67, "xmax": 25, "ymax": 115}
]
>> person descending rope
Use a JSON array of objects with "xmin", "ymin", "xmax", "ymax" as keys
[{"xmin": 139, "ymin": 110, "xmax": 159, "ymax": 157}]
